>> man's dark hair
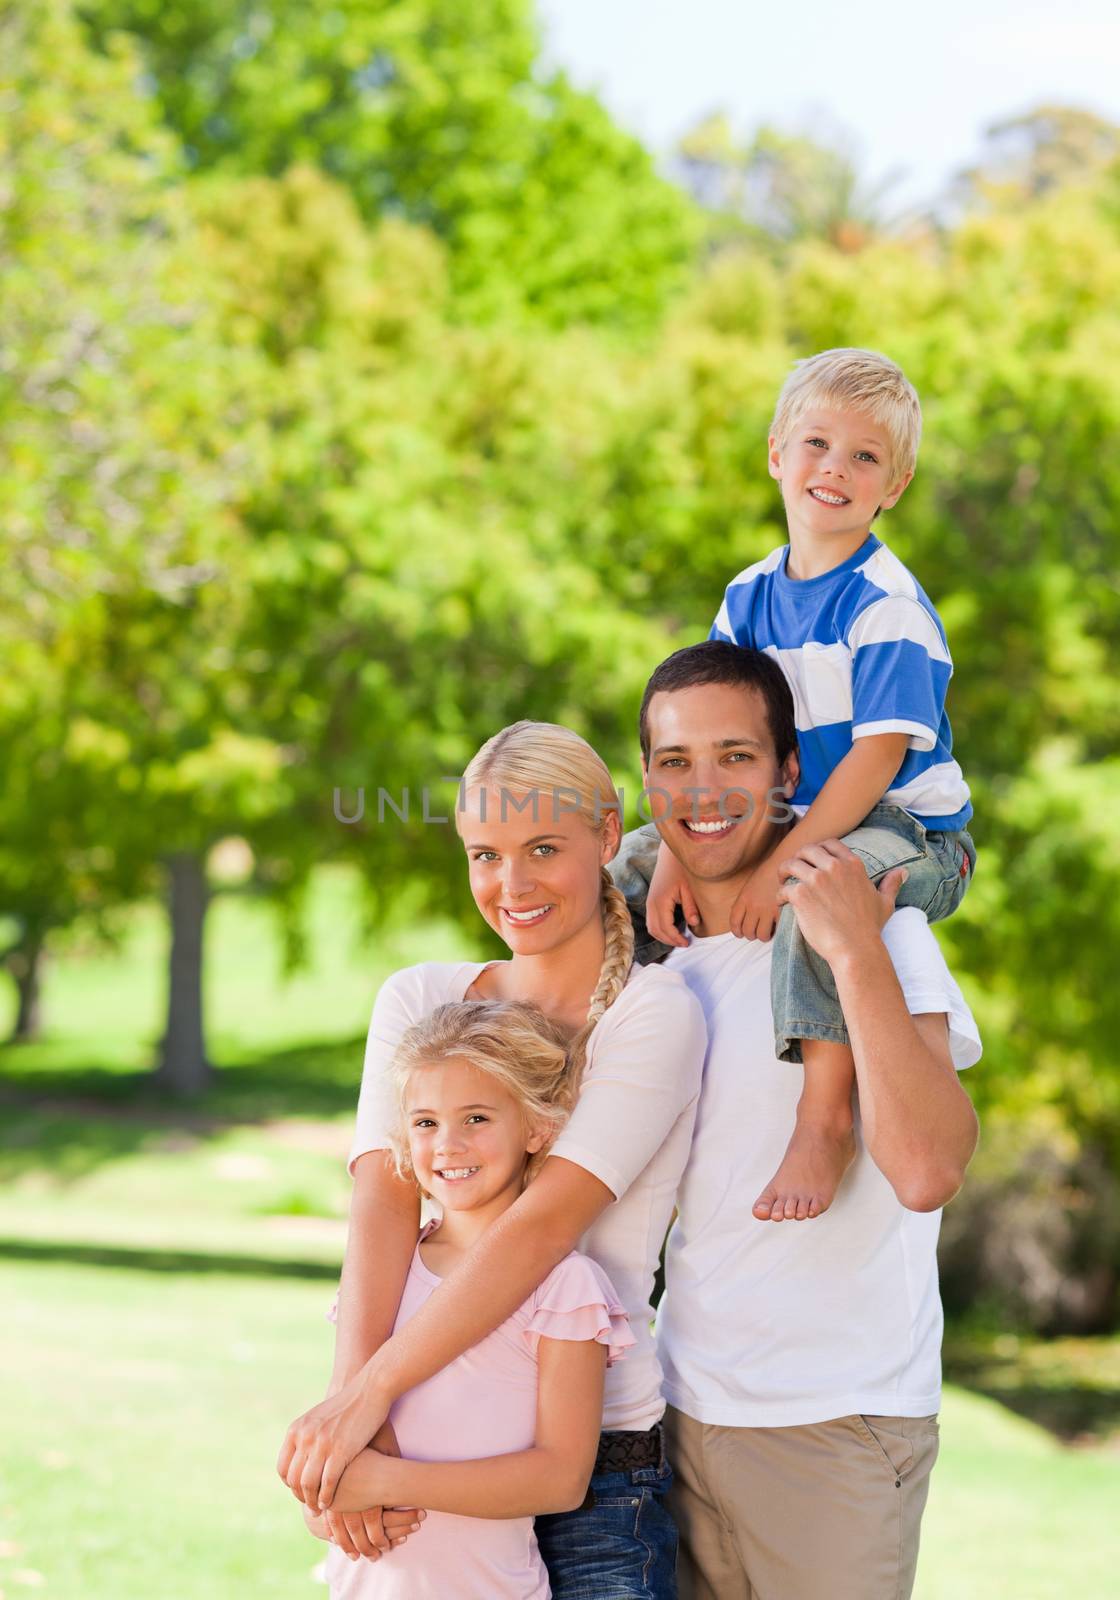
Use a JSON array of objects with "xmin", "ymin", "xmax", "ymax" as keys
[{"xmin": 639, "ymin": 640, "xmax": 797, "ymax": 766}]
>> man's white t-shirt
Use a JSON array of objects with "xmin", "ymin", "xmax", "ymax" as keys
[
  {"xmin": 657, "ymin": 908, "xmax": 981, "ymax": 1428},
  {"xmin": 350, "ymin": 959, "xmax": 707, "ymax": 1432}
]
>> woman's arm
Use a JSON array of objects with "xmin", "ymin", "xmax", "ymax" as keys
[
  {"xmin": 329, "ymin": 1152, "xmax": 419, "ymax": 1392},
  {"xmin": 282, "ymin": 1155, "xmax": 614, "ymax": 1509},
  {"xmin": 333, "ymin": 1337, "xmax": 606, "ymax": 1519},
  {"xmin": 279, "ymin": 969, "xmax": 425, "ymax": 1549},
  {"xmin": 294, "ymin": 1152, "xmax": 420, "ymax": 1560}
]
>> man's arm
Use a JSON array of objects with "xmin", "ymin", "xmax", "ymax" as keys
[{"xmin": 777, "ymin": 840, "xmax": 978, "ymax": 1209}]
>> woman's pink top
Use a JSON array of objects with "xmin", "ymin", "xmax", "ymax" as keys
[{"xmin": 325, "ymin": 1230, "xmax": 633, "ymax": 1600}]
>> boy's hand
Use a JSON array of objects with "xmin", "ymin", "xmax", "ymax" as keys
[
  {"xmin": 729, "ymin": 859, "xmax": 784, "ymax": 941},
  {"xmin": 646, "ymin": 841, "xmax": 700, "ymax": 946}
]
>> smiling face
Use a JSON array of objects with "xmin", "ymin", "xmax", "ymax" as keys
[
  {"xmin": 769, "ymin": 405, "xmax": 912, "ymax": 546},
  {"xmin": 459, "ymin": 789, "xmax": 620, "ymax": 957},
  {"xmin": 404, "ymin": 1056, "xmax": 544, "ymax": 1220},
  {"xmin": 642, "ymin": 681, "xmax": 799, "ymax": 886}
]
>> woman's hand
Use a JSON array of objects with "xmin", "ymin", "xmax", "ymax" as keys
[
  {"xmin": 307, "ymin": 1422, "xmax": 424, "ymax": 1561},
  {"xmin": 278, "ymin": 1373, "xmax": 392, "ymax": 1512}
]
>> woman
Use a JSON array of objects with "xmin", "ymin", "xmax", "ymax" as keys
[{"xmin": 280, "ymin": 722, "xmax": 707, "ymax": 1599}]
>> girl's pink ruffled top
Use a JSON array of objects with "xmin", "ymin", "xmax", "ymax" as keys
[{"xmin": 325, "ymin": 1227, "xmax": 633, "ymax": 1599}]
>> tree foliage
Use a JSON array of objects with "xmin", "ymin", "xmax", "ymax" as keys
[
  {"xmin": 76, "ymin": 0, "xmax": 698, "ymax": 328},
  {"xmin": 3, "ymin": 0, "xmax": 1120, "ymax": 1327}
]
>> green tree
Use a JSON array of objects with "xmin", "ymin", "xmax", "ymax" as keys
[
  {"xmin": 77, "ymin": 0, "xmax": 697, "ymax": 328},
  {"xmin": 0, "ymin": 0, "xmax": 285, "ymax": 1086}
]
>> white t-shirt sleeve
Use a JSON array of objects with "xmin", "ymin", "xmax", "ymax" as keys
[
  {"xmin": 348, "ymin": 966, "xmax": 433, "ymax": 1174},
  {"xmin": 880, "ymin": 907, "xmax": 982, "ymax": 1070},
  {"xmin": 549, "ymin": 969, "xmax": 708, "ymax": 1200}
]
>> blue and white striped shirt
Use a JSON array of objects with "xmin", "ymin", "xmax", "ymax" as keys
[{"xmin": 710, "ymin": 534, "xmax": 971, "ymax": 830}]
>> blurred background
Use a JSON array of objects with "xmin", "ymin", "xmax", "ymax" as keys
[{"xmin": 1, "ymin": 1, "xmax": 1118, "ymax": 1594}]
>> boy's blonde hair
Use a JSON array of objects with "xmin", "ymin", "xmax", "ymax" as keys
[
  {"xmin": 771, "ymin": 348, "xmax": 922, "ymax": 480},
  {"xmin": 389, "ymin": 999, "xmax": 574, "ymax": 1187},
  {"xmin": 458, "ymin": 720, "xmax": 634, "ymax": 1097}
]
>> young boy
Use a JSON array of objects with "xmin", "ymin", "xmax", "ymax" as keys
[{"xmin": 614, "ymin": 347, "xmax": 975, "ymax": 1222}]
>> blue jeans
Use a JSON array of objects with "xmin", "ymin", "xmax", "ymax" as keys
[
  {"xmin": 535, "ymin": 1453, "xmax": 677, "ymax": 1600},
  {"xmin": 772, "ymin": 802, "xmax": 976, "ymax": 1061}
]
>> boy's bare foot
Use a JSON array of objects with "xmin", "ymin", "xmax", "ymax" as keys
[{"xmin": 752, "ymin": 1114, "xmax": 855, "ymax": 1222}]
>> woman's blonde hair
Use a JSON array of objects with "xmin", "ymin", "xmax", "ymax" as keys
[
  {"xmin": 770, "ymin": 347, "xmax": 922, "ymax": 480},
  {"xmin": 389, "ymin": 999, "xmax": 574, "ymax": 1187},
  {"xmin": 458, "ymin": 720, "xmax": 634, "ymax": 1095}
]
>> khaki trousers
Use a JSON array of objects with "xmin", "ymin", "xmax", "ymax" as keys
[{"xmin": 664, "ymin": 1404, "xmax": 939, "ymax": 1600}]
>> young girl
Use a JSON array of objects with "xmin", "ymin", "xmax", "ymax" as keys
[{"xmin": 307, "ymin": 998, "xmax": 634, "ymax": 1600}]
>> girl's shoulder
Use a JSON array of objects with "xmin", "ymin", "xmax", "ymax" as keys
[{"xmin": 521, "ymin": 1252, "xmax": 635, "ymax": 1366}]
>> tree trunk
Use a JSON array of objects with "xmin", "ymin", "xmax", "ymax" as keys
[
  {"xmin": 158, "ymin": 850, "xmax": 212, "ymax": 1095},
  {"xmin": 7, "ymin": 928, "xmax": 45, "ymax": 1043}
]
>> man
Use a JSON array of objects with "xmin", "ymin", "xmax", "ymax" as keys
[{"xmin": 621, "ymin": 639, "xmax": 980, "ymax": 1600}]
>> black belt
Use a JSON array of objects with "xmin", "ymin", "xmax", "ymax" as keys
[{"xmin": 594, "ymin": 1422, "xmax": 664, "ymax": 1474}]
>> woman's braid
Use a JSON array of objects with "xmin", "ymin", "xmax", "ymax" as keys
[{"xmin": 565, "ymin": 869, "xmax": 635, "ymax": 1095}]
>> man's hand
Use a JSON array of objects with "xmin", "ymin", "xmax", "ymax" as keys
[
  {"xmin": 278, "ymin": 1373, "xmax": 391, "ymax": 1513},
  {"xmin": 729, "ymin": 858, "xmax": 784, "ymax": 941},
  {"xmin": 646, "ymin": 840, "xmax": 699, "ymax": 946},
  {"xmin": 776, "ymin": 841, "xmax": 907, "ymax": 964}
]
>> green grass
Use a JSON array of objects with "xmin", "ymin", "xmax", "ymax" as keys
[
  {"xmin": 918, "ymin": 1389, "xmax": 1119, "ymax": 1599},
  {"xmin": 2, "ymin": 863, "xmax": 1118, "ymax": 1597},
  {"xmin": 2, "ymin": 1259, "xmax": 1117, "ymax": 1600},
  {"xmin": 0, "ymin": 1260, "xmax": 333, "ymax": 1600}
]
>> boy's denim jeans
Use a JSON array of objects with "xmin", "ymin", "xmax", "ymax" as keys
[
  {"xmin": 535, "ymin": 1451, "xmax": 677, "ymax": 1600},
  {"xmin": 608, "ymin": 805, "xmax": 976, "ymax": 1062},
  {"xmin": 771, "ymin": 802, "xmax": 975, "ymax": 1062}
]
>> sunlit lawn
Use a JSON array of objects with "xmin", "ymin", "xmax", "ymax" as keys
[
  {"xmin": 2, "ymin": 1259, "xmax": 1117, "ymax": 1600},
  {"xmin": 1, "ymin": 866, "xmax": 1118, "ymax": 1598}
]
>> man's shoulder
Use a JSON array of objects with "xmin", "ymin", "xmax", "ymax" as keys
[{"xmin": 663, "ymin": 931, "xmax": 773, "ymax": 995}]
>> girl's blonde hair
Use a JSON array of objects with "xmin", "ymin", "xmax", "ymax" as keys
[
  {"xmin": 771, "ymin": 347, "xmax": 922, "ymax": 480},
  {"xmin": 389, "ymin": 999, "xmax": 574, "ymax": 1187},
  {"xmin": 458, "ymin": 720, "xmax": 634, "ymax": 1095}
]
